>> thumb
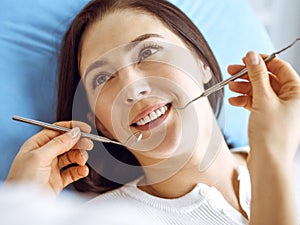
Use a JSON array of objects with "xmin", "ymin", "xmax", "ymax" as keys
[
  {"xmin": 38, "ymin": 127, "xmax": 81, "ymax": 160},
  {"xmin": 244, "ymin": 51, "xmax": 273, "ymax": 98}
]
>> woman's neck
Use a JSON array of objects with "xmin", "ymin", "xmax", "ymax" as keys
[
  {"xmin": 139, "ymin": 142, "xmax": 240, "ymax": 196},
  {"xmin": 138, "ymin": 141, "xmax": 248, "ymax": 217}
]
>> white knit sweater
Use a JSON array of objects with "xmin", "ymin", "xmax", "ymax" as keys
[{"xmin": 85, "ymin": 166, "xmax": 251, "ymax": 225}]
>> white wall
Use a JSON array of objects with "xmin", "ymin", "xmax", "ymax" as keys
[{"xmin": 248, "ymin": 0, "xmax": 300, "ymax": 74}]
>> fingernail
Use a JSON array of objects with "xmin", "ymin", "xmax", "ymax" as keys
[
  {"xmin": 78, "ymin": 166, "xmax": 89, "ymax": 176},
  {"xmin": 80, "ymin": 149, "xmax": 88, "ymax": 162},
  {"xmin": 70, "ymin": 127, "xmax": 80, "ymax": 139},
  {"xmin": 246, "ymin": 51, "xmax": 260, "ymax": 65}
]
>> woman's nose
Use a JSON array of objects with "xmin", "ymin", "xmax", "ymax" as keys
[
  {"xmin": 125, "ymin": 82, "xmax": 151, "ymax": 103},
  {"xmin": 119, "ymin": 67, "xmax": 151, "ymax": 104}
]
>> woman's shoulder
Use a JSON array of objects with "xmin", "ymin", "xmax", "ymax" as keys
[
  {"xmin": 78, "ymin": 183, "xmax": 156, "ymax": 225},
  {"xmin": 84, "ymin": 177, "xmax": 143, "ymax": 206},
  {"xmin": 230, "ymin": 146, "xmax": 250, "ymax": 154},
  {"xmin": 230, "ymin": 146, "xmax": 249, "ymax": 167}
]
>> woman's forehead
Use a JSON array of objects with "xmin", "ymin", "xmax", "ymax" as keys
[{"xmin": 79, "ymin": 9, "xmax": 186, "ymax": 74}]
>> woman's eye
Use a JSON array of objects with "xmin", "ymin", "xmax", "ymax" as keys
[
  {"xmin": 93, "ymin": 73, "xmax": 112, "ymax": 88},
  {"xmin": 138, "ymin": 46, "xmax": 161, "ymax": 63}
]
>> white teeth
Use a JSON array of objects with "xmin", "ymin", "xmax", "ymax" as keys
[
  {"xmin": 149, "ymin": 112, "xmax": 158, "ymax": 120},
  {"xmin": 136, "ymin": 120, "xmax": 144, "ymax": 126},
  {"xmin": 135, "ymin": 105, "xmax": 169, "ymax": 126},
  {"xmin": 143, "ymin": 115, "xmax": 151, "ymax": 124},
  {"xmin": 155, "ymin": 109, "xmax": 162, "ymax": 117}
]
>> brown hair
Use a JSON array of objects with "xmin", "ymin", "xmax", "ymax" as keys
[{"xmin": 57, "ymin": 0, "xmax": 224, "ymax": 193}]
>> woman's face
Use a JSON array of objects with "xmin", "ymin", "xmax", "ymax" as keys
[{"xmin": 79, "ymin": 10, "xmax": 214, "ymax": 161}]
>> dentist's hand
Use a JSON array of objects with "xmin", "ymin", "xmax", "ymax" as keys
[
  {"xmin": 228, "ymin": 51, "xmax": 300, "ymax": 165},
  {"xmin": 228, "ymin": 52, "xmax": 300, "ymax": 225},
  {"xmin": 5, "ymin": 121, "xmax": 94, "ymax": 196}
]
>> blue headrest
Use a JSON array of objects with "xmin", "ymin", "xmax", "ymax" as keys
[{"xmin": 0, "ymin": 0, "xmax": 274, "ymax": 180}]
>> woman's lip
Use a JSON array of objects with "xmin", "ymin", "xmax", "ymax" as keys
[
  {"xmin": 131, "ymin": 102, "xmax": 170, "ymax": 125},
  {"xmin": 132, "ymin": 105, "xmax": 171, "ymax": 131}
]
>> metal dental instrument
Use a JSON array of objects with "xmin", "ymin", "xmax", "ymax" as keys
[
  {"xmin": 177, "ymin": 37, "xmax": 300, "ymax": 110},
  {"xmin": 12, "ymin": 115, "xmax": 142, "ymax": 147}
]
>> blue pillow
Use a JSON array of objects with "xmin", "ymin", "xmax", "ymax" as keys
[
  {"xmin": 0, "ymin": 0, "xmax": 90, "ymax": 180},
  {"xmin": 0, "ymin": 0, "xmax": 274, "ymax": 180}
]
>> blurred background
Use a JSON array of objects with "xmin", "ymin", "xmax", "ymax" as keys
[
  {"xmin": 247, "ymin": 0, "xmax": 300, "ymax": 163},
  {"xmin": 248, "ymin": 0, "xmax": 300, "ymax": 73}
]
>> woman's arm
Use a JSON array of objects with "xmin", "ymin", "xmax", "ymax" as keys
[
  {"xmin": 4, "ymin": 121, "xmax": 94, "ymax": 196},
  {"xmin": 228, "ymin": 51, "xmax": 300, "ymax": 225}
]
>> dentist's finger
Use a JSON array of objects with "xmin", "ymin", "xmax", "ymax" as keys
[
  {"xmin": 228, "ymin": 81, "xmax": 252, "ymax": 96},
  {"xmin": 61, "ymin": 165, "xmax": 89, "ymax": 188},
  {"xmin": 227, "ymin": 64, "xmax": 248, "ymax": 80},
  {"xmin": 38, "ymin": 127, "xmax": 81, "ymax": 160},
  {"xmin": 243, "ymin": 51, "xmax": 274, "ymax": 98},
  {"xmin": 58, "ymin": 149, "xmax": 88, "ymax": 169},
  {"xmin": 266, "ymin": 57, "xmax": 300, "ymax": 85},
  {"xmin": 21, "ymin": 121, "xmax": 92, "ymax": 152},
  {"xmin": 228, "ymin": 95, "xmax": 251, "ymax": 109}
]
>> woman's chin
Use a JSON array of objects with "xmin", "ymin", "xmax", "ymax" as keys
[{"xmin": 137, "ymin": 129, "xmax": 187, "ymax": 161}]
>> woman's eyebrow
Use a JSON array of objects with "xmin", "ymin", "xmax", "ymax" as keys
[
  {"xmin": 125, "ymin": 33, "xmax": 163, "ymax": 51},
  {"xmin": 83, "ymin": 60, "xmax": 108, "ymax": 83},
  {"xmin": 83, "ymin": 33, "xmax": 163, "ymax": 82}
]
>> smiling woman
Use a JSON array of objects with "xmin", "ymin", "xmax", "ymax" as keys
[
  {"xmin": 4, "ymin": 0, "xmax": 300, "ymax": 224},
  {"xmin": 57, "ymin": 0, "xmax": 226, "ymax": 192}
]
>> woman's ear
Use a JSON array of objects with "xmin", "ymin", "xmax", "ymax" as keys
[
  {"xmin": 198, "ymin": 61, "xmax": 213, "ymax": 84},
  {"xmin": 87, "ymin": 112, "xmax": 114, "ymax": 139}
]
